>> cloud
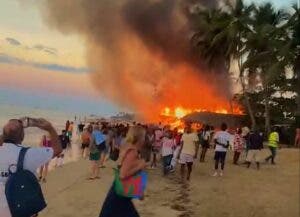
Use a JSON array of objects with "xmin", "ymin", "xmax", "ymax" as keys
[
  {"xmin": 0, "ymin": 53, "xmax": 88, "ymax": 73},
  {"xmin": 4, "ymin": 37, "xmax": 58, "ymax": 56},
  {"xmin": 6, "ymin": 37, "xmax": 21, "ymax": 46},
  {"xmin": 32, "ymin": 44, "xmax": 58, "ymax": 56}
]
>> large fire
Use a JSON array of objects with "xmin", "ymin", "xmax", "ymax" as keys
[
  {"xmin": 42, "ymin": 0, "xmax": 244, "ymax": 125},
  {"xmin": 159, "ymin": 104, "xmax": 243, "ymax": 131}
]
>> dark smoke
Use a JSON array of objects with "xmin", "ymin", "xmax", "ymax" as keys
[{"xmin": 40, "ymin": 0, "xmax": 234, "ymax": 120}]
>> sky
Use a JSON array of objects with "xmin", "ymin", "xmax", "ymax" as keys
[{"xmin": 0, "ymin": 0, "xmax": 297, "ymax": 116}]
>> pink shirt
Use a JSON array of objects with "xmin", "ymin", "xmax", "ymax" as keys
[
  {"xmin": 161, "ymin": 137, "xmax": 176, "ymax": 156},
  {"xmin": 154, "ymin": 130, "xmax": 163, "ymax": 148},
  {"xmin": 233, "ymin": 134, "xmax": 244, "ymax": 152}
]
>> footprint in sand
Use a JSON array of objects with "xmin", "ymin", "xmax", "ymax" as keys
[
  {"xmin": 171, "ymin": 204, "xmax": 187, "ymax": 212},
  {"xmin": 177, "ymin": 211, "xmax": 194, "ymax": 217}
]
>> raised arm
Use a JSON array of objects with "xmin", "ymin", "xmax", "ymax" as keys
[{"xmin": 34, "ymin": 118, "xmax": 62, "ymax": 157}]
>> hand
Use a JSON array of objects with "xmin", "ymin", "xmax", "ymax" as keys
[{"xmin": 19, "ymin": 117, "xmax": 29, "ymax": 128}]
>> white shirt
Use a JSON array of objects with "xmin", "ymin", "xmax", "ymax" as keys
[
  {"xmin": 181, "ymin": 133, "xmax": 198, "ymax": 156},
  {"xmin": 0, "ymin": 143, "xmax": 53, "ymax": 217},
  {"xmin": 214, "ymin": 131, "xmax": 231, "ymax": 152}
]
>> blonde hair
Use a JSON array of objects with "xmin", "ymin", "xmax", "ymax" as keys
[{"xmin": 125, "ymin": 126, "xmax": 146, "ymax": 145}]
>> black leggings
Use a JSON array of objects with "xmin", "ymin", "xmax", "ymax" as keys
[
  {"xmin": 99, "ymin": 185, "xmax": 139, "ymax": 217},
  {"xmin": 214, "ymin": 151, "xmax": 227, "ymax": 170}
]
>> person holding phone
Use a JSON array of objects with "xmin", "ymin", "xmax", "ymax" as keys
[{"xmin": 0, "ymin": 117, "xmax": 62, "ymax": 217}]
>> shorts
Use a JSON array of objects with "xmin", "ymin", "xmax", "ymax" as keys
[
  {"xmin": 214, "ymin": 151, "xmax": 227, "ymax": 161},
  {"xmin": 81, "ymin": 143, "xmax": 89, "ymax": 149},
  {"xmin": 246, "ymin": 149, "xmax": 261, "ymax": 162},
  {"xmin": 201, "ymin": 140, "xmax": 210, "ymax": 148},
  {"xmin": 179, "ymin": 153, "xmax": 194, "ymax": 164},
  {"xmin": 152, "ymin": 147, "xmax": 160, "ymax": 154},
  {"xmin": 89, "ymin": 152, "xmax": 100, "ymax": 161}
]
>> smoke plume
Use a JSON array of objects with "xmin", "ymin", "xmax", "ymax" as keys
[{"xmin": 41, "ymin": 0, "xmax": 234, "ymax": 120}]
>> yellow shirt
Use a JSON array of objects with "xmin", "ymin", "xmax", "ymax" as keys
[
  {"xmin": 181, "ymin": 133, "xmax": 198, "ymax": 156},
  {"xmin": 268, "ymin": 132, "xmax": 279, "ymax": 148}
]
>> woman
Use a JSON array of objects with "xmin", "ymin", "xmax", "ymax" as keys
[
  {"xmin": 233, "ymin": 128, "xmax": 244, "ymax": 164},
  {"xmin": 161, "ymin": 130, "xmax": 176, "ymax": 175},
  {"xmin": 81, "ymin": 125, "xmax": 92, "ymax": 158},
  {"xmin": 39, "ymin": 134, "xmax": 52, "ymax": 182},
  {"xmin": 99, "ymin": 126, "xmax": 146, "ymax": 217},
  {"xmin": 200, "ymin": 125, "xmax": 211, "ymax": 162},
  {"xmin": 88, "ymin": 125, "xmax": 102, "ymax": 180},
  {"xmin": 141, "ymin": 128, "xmax": 154, "ymax": 163}
]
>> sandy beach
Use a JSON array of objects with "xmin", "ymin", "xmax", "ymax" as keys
[{"xmin": 39, "ymin": 148, "xmax": 299, "ymax": 217}]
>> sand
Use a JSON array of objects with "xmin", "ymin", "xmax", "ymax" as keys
[{"xmin": 39, "ymin": 148, "xmax": 299, "ymax": 217}]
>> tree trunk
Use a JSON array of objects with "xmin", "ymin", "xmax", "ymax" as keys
[
  {"xmin": 238, "ymin": 56, "xmax": 256, "ymax": 130},
  {"xmin": 241, "ymin": 81, "xmax": 257, "ymax": 130},
  {"xmin": 264, "ymin": 97, "xmax": 271, "ymax": 135}
]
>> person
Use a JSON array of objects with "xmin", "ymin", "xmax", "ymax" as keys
[
  {"xmin": 151, "ymin": 127, "xmax": 163, "ymax": 169},
  {"xmin": 99, "ymin": 126, "xmax": 146, "ymax": 217},
  {"xmin": 39, "ymin": 135, "xmax": 52, "ymax": 182},
  {"xmin": 213, "ymin": 123, "xmax": 231, "ymax": 177},
  {"xmin": 65, "ymin": 120, "xmax": 70, "ymax": 132},
  {"xmin": 88, "ymin": 125, "xmax": 103, "ymax": 180},
  {"xmin": 242, "ymin": 126, "xmax": 250, "ymax": 161},
  {"xmin": 246, "ymin": 130, "xmax": 263, "ymax": 170},
  {"xmin": 67, "ymin": 121, "xmax": 74, "ymax": 141},
  {"xmin": 161, "ymin": 130, "xmax": 176, "ymax": 175},
  {"xmin": 0, "ymin": 118, "xmax": 62, "ymax": 217},
  {"xmin": 81, "ymin": 125, "xmax": 93, "ymax": 159},
  {"xmin": 265, "ymin": 127, "xmax": 280, "ymax": 165},
  {"xmin": 141, "ymin": 128, "xmax": 154, "ymax": 163},
  {"xmin": 199, "ymin": 125, "xmax": 211, "ymax": 162},
  {"xmin": 233, "ymin": 128, "xmax": 244, "ymax": 165},
  {"xmin": 110, "ymin": 129, "xmax": 122, "ymax": 161},
  {"xmin": 170, "ymin": 128, "xmax": 182, "ymax": 171},
  {"xmin": 78, "ymin": 122, "xmax": 85, "ymax": 136},
  {"xmin": 179, "ymin": 124, "xmax": 198, "ymax": 182},
  {"xmin": 56, "ymin": 130, "xmax": 70, "ymax": 167}
]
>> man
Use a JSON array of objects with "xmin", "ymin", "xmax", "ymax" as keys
[
  {"xmin": 56, "ymin": 130, "xmax": 70, "ymax": 167},
  {"xmin": 265, "ymin": 127, "xmax": 280, "ymax": 165},
  {"xmin": 179, "ymin": 124, "xmax": 198, "ymax": 181},
  {"xmin": 88, "ymin": 125, "xmax": 105, "ymax": 179},
  {"xmin": 213, "ymin": 123, "xmax": 231, "ymax": 177},
  {"xmin": 246, "ymin": 130, "xmax": 263, "ymax": 170},
  {"xmin": 0, "ymin": 118, "xmax": 62, "ymax": 217}
]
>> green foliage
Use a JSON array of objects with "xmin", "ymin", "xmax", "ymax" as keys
[{"xmin": 191, "ymin": 0, "xmax": 298, "ymax": 132}]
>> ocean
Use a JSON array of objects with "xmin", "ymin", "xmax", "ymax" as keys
[{"xmin": 0, "ymin": 104, "xmax": 78, "ymax": 146}]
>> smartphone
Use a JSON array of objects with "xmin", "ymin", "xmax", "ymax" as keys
[{"xmin": 21, "ymin": 117, "xmax": 38, "ymax": 128}]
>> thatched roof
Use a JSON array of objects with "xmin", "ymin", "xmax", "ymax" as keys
[{"xmin": 182, "ymin": 112, "xmax": 245, "ymax": 128}]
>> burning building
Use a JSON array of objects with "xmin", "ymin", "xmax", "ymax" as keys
[{"xmin": 40, "ymin": 0, "xmax": 243, "ymax": 121}]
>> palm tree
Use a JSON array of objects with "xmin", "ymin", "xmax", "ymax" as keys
[
  {"xmin": 287, "ymin": 5, "xmax": 300, "ymax": 128},
  {"xmin": 192, "ymin": 0, "xmax": 257, "ymax": 129},
  {"xmin": 242, "ymin": 3, "xmax": 290, "ymax": 134}
]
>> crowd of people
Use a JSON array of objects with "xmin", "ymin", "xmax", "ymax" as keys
[
  {"xmin": 71, "ymin": 120, "xmax": 282, "ymax": 182},
  {"xmin": 0, "ymin": 117, "xmax": 287, "ymax": 217}
]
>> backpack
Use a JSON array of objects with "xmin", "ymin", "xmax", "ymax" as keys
[
  {"xmin": 92, "ymin": 131, "xmax": 106, "ymax": 151},
  {"xmin": 5, "ymin": 148, "xmax": 47, "ymax": 217}
]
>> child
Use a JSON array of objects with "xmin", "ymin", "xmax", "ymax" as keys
[{"xmin": 161, "ymin": 131, "xmax": 176, "ymax": 175}]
